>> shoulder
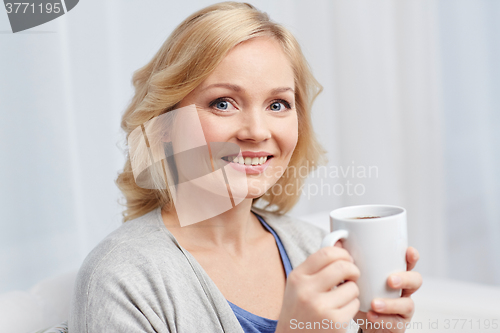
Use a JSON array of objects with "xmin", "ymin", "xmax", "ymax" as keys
[
  {"xmin": 79, "ymin": 208, "xmax": 173, "ymax": 270},
  {"xmin": 69, "ymin": 207, "xmax": 188, "ymax": 331},
  {"xmin": 72, "ymin": 207, "xmax": 184, "ymax": 300}
]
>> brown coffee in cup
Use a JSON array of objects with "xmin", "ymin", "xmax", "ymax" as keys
[{"xmin": 351, "ymin": 216, "xmax": 381, "ymax": 219}]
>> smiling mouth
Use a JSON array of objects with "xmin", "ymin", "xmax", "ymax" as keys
[{"xmin": 221, "ymin": 155, "xmax": 273, "ymax": 166}]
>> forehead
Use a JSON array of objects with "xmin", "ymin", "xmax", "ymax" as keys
[{"xmin": 200, "ymin": 36, "xmax": 295, "ymax": 91}]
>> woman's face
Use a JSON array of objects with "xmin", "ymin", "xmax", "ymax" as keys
[{"xmin": 177, "ymin": 36, "xmax": 298, "ymax": 198}]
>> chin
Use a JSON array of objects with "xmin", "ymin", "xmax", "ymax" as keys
[
  {"xmin": 245, "ymin": 180, "xmax": 275, "ymax": 198},
  {"xmin": 246, "ymin": 191, "xmax": 267, "ymax": 199}
]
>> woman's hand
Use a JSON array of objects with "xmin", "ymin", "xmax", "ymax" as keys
[
  {"xmin": 275, "ymin": 244, "xmax": 361, "ymax": 333},
  {"xmin": 354, "ymin": 246, "xmax": 423, "ymax": 333}
]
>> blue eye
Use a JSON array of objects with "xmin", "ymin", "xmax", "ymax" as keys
[
  {"xmin": 270, "ymin": 102, "xmax": 283, "ymax": 111},
  {"xmin": 215, "ymin": 100, "xmax": 228, "ymax": 110},
  {"xmin": 209, "ymin": 98, "xmax": 233, "ymax": 111},
  {"xmin": 269, "ymin": 99, "xmax": 291, "ymax": 112}
]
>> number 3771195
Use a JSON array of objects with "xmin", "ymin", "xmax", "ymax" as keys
[{"xmin": 5, "ymin": 3, "xmax": 62, "ymax": 14}]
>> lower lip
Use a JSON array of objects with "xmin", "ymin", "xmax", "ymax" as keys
[{"xmin": 225, "ymin": 157, "xmax": 272, "ymax": 175}]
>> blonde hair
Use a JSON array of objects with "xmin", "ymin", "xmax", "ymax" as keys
[{"xmin": 116, "ymin": 1, "xmax": 326, "ymax": 222}]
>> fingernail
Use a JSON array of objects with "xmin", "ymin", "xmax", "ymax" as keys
[
  {"xmin": 373, "ymin": 300, "xmax": 385, "ymax": 311},
  {"xmin": 371, "ymin": 312, "xmax": 379, "ymax": 319},
  {"xmin": 391, "ymin": 275, "xmax": 402, "ymax": 287}
]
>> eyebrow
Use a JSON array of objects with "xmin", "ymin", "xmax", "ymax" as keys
[{"xmin": 201, "ymin": 83, "xmax": 294, "ymax": 95}]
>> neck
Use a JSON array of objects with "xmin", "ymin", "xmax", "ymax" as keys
[{"xmin": 161, "ymin": 198, "xmax": 266, "ymax": 254}]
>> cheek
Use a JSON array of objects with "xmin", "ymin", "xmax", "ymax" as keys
[
  {"xmin": 277, "ymin": 116, "xmax": 299, "ymax": 158},
  {"xmin": 198, "ymin": 116, "xmax": 230, "ymax": 143}
]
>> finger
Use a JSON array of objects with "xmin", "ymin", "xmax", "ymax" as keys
[
  {"xmin": 296, "ymin": 246, "xmax": 353, "ymax": 275},
  {"xmin": 387, "ymin": 271, "xmax": 423, "ymax": 297},
  {"xmin": 331, "ymin": 296, "xmax": 360, "ymax": 323},
  {"xmin": 406, "ymin": 246, "xmax": 420, "ymax": 271},
  {"xmin": 371, "ymin": 297, "xmax": 415, "ymax": 319},
  {"xmin": 366, "ymin": 311, "xmax": 408, "ymax": 329},
  {"xmin": 334, "ymin": 240, "xmax": 343, "ymax": 248},
  {"xmin": 313, "ymin": 259, "xmax": 360, "ymax": 291},
  {"xmin": 319, "ymin": 281, "xmax": 359, "ymax": 309}
]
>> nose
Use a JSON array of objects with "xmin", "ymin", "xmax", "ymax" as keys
[{"xmin": 236, "ymin": 107, "xmax": 271, "ymax": 143}]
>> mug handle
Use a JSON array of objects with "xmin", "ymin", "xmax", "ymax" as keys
[{"xmin": 321, "ymin": 230, "xmax": 349, "ymax": 248}]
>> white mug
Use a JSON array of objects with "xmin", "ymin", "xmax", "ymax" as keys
[{"xmin": 321, "ymin": 205, "xmax": 408, "ymax": 312}]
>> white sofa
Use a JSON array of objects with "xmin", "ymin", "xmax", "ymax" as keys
[
  {"xmin": 1, "ymin": 211, "xmax": 499, "ymax": 333},
  {"xmin": 0, "ymin": 270, "xmax": 76, "ymax": 333}
]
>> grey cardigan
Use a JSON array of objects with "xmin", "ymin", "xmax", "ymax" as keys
[{"xmin": 68, "ymin": 207, "xmax": 332, "ymax": 332}]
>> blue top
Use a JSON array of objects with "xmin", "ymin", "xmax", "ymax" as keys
[{"xmin": 226, "ymin": 212, "xmax": 293, "ymax": 333}]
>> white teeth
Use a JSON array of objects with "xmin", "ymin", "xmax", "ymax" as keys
[{"xmin": 228, "ymin": 155, "xmax": 270, "ymax": 165}]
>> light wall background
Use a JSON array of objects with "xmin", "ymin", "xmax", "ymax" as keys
[{"xmin": 1, "ymin": 0, "xmax": 499, "ymax": 294}]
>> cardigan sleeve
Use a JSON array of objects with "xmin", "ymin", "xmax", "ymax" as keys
[{"xmin": 69, "ymin": 242, "xmax": 172, "ymax": 333}]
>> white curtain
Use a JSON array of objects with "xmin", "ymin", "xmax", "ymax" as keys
[{"xmin": 1, "ymin": 0, "xmax": 499, "ymax": 294}]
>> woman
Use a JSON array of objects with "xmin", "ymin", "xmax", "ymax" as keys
[{"xmin": 69, "ymin": 2, "xmax": 422, "ymax": 332}]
